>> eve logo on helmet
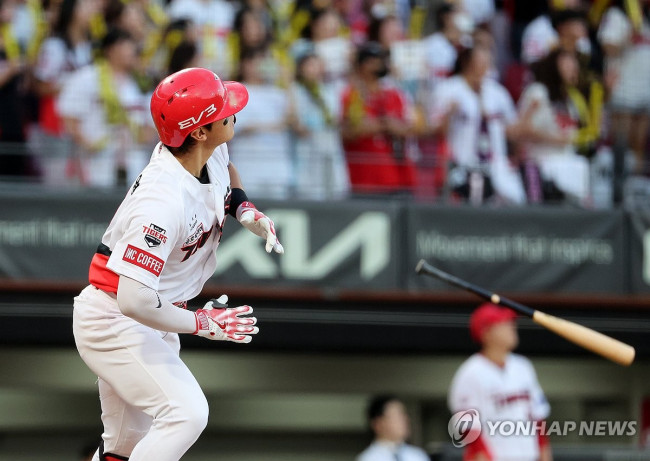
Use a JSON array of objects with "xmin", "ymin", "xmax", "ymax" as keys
[{"xmin": 178, "ymin": 104, "xmax": 218, "ymax": 130}]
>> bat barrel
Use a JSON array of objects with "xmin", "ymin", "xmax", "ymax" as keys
[{"xmin": 533, "ymin": 311, "xmax": 635, "ymax": 366}]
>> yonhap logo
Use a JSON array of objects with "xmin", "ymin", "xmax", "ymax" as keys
[{"xmin": 448, "ymin": 409, "xmax": 481, "ymax": 447}]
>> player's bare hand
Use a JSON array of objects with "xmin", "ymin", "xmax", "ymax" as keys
[
  {"xmin": 193, "ymin": 295, "xmax": 259, "ymax": 343},
  {"xmin": 236, "ymin": 201, "xmax": 284, "ymax": 254}
]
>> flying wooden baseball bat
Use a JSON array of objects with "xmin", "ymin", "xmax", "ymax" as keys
[{"xmin": 415, "ymin": 259, "xmax": 635, "ymax": 366}]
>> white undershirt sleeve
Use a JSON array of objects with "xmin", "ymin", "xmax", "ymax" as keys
[{"xmin": 117, "ymin": 275, "xmax": 197, "ymax": 334}]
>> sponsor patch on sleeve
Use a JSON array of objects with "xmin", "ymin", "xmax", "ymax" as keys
[
  {"xmin": 122, "ymin": 244, "xmax": 164, "ymax": 277},
  {"xmin": 142, "ymin": 223, "xmax": 167, "ymax": 248}
]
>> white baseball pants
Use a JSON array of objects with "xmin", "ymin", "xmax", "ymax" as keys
[{"xmin": 73, "ymin": 285, "xmax": 209, "ymax": 460}]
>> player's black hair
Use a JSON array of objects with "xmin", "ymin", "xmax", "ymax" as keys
[
  {"xmin": 366, "ymin": 394, "xmax": 400, "ymax": 426},
  {"xmin": 165, "ymin": 122, "xmax": 214, "ymax": 157}
]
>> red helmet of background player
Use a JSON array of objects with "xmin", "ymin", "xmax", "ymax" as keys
[
  {"xmin": 469, "ymin": 303, "xmax": 517, "ymax": 343},
  {"xmin": 150, "ymin": 67, "xmax": 249, "ymax": 147}
]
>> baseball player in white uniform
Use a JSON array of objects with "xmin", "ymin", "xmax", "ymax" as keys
[
  {"xmin": 448, "ymin": 303, "xmax": 552, "ymax": 461},
  {"xmin": 73, "ymin": 67, "xmax": 284, "ymax": 461}
]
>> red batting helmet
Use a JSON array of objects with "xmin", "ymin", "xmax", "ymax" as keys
[
  {"xmin": 469, "ymin": 303, "xmax": 517, "ymax": 343},
  {"xmin": 150, "ymin": 67, "xmax": 249, "ymax": 147}
]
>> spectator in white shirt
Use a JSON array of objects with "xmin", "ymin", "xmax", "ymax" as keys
[
  {"xmin": 368, "ymin": 13, "xmax": 426, "ymax": 98},
  {"xmin": 229, "ymin": 48, "xmax": 298, "ymax": 199},
  {"xmin": 552, "ymin": 7, "xmax": 592, "ymax": 57},
  {"xmin": 167, "ymin": 0, "xmax": 235, "ymax": 78},
  {"xmin": 424, "ymin": 3, "xmax": 470, "ymax": 87},
  {"xmin": 357, "ymin": 395, "xmax": 429, "ymax": 461},
  {"xmin": 57, "ymin": 28, "xmax": 151, "ymax": 188},
  {"xmin": 289, "ymin": 52, "xmax": 349, "ymax": 200},
  {"xmin": 104, "ymin": 0, "xmax": 147, "ymax": 44},
  {"xmin": 429, "ymin": 45, "xmax": 530, "ymax": 205},
  {"xmin": 520, "ymin": 0, "xmax": 587, "ymax": 64},
  {"xmin": 518, "ymin": 48, "xmax": 591, "ymax": 204},
  {"xmin": 295, "ymin": 8, "xmax": 353, "ymax": 84},
  {"xmin": 598, "ymin": 1, "xmax": 650, "ymax": 174},
  {"xmin": 233, "ymin": 7, "xmax": 286, "ymax": 84},
  {"xmin": 32, "ymin": 0, "xmax": 97, "ymax": 185}
]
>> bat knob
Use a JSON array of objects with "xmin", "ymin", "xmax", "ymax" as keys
[{"xmin": 415, "ymin": 259, "xmax": 425, "ymax": 274}]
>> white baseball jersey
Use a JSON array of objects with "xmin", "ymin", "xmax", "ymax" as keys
[
  {"xmin": 357, "ymin": 441, "xmax": 429, "ymax": 461},
  {"xmin": 89, "ymin": 142, "xmax": 231, "ymax": 304},
  {"xmin": 75, "ymin": 142, "xmax": 233, "ymax": 460},
  {"xmin": 448, "ymin": 353, "xmax": 550, "ymax": 461}
]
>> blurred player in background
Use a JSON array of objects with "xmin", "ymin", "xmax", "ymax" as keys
[
  {"xmin": 357, "ymin": 395, "xmax": 430, "ymax": 461},
  {"xmin": 448, "ymin": 303, "xmax": 552, "ymax": 461},
  {"xmin": 72, "ymin": 67, "xmax": 283, "ymax": 461}
]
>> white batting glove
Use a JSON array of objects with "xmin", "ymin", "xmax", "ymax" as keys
[
  {"xmin": 193, "ymin": 295, "xmax": 259, "ymax": 343},
  {"xmin": 236, "ymin": 201, "xmax": 284, "ymax": 254}
]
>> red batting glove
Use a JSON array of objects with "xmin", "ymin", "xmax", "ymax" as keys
[
  {"xmin": 194, "ymin": 295, "xmax": 259, "ymax": 343},
  {"xmin": 236, "ymin": 201, "xmax": 284, "ymax": 254}
]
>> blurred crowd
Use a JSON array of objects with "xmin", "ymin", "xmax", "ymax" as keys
[{"xmin": 0, "ymin": 0, "xmax": 648, "ymax": 206}]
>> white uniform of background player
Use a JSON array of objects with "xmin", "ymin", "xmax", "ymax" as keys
[
  {"xmin": 73, "ymin": 67, "xmax": 283, "ymax": 461},
  {"xmin": 448, "ymin": 304, "xmax": 551, "ymax": 461}
]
